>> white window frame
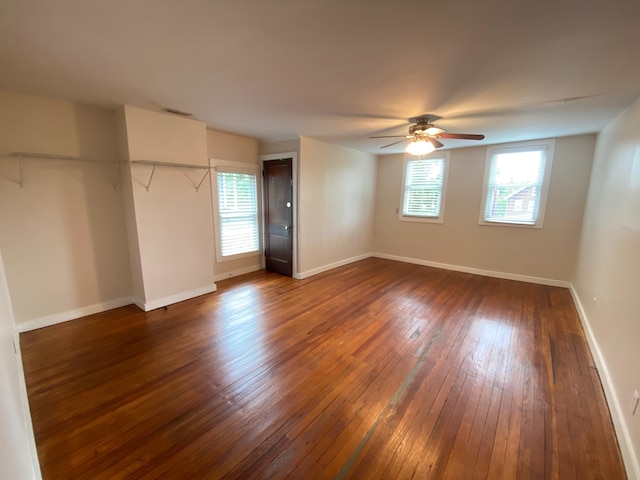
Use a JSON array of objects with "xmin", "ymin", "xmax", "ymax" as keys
[
  {"xmin": 479, "ymin": 139, "xmax": 555, "ymax": 229},
  {"xmin": 211, "ymin": 159, "xmax": 262, "ymax": 263},
  {"xmin": 399, "ymin": 151, "xmax": 450, "ymax": 224}
]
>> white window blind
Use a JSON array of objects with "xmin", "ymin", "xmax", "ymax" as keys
[
  {"xmin": 402, "ymin": 157, "xmax": 446, "ymax": 218},
  {"xmin": 217, "ymin": 171, "xmax": 259, "ymax": 257},
  {"xmin": 483, "ymin": 146, "xmax": 548, "ymax": 225}
]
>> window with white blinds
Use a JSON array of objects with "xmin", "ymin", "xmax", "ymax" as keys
[
  {"xmin": 216, "ymin": 170, "xmax": 260, "ymax": 258},
  {"xmin": 480, "ymin": 140, "xmax": 555, "ymax": 228},
  {"xmin": 400, "ymin": 153, "xmax": 449, "ymax": 223}
]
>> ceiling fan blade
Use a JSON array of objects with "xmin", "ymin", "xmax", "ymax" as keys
[
  {"xmin": 369, "ymin": 135, "xmax": 411, "ymax": 139},
  {"xmin": 428, "ymin": 137, "xmax": 444, "ymax": 149},
  {"xmin": 381, "ymin": 138, "xmax": 411, "ymax": 148},
  {"xmin": 437, "ymin": 133, "xmax": 485, "ymax": 140}
]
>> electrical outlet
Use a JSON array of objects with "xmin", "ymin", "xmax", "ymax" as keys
[{"xmin": 632, "ymin": 390, "xmax": 639, "ymax": 416}]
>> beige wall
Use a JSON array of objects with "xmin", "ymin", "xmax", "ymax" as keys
[
  {"xmin": 207, "ymin": 129, "xmax": 262, "ymax": 280},
  {"xmin": 120, "ymin": 106, "xmax": 215, "ymax": 309},
  {"xmin": 373, "ymin": 135, "xmax": 595, "ymax": 282},
  {"xmin": 208, "ymin": 130, "xmax": 258, "ymax": 164},
  {"xmin": 298, "ymin": 137, "xmax": 376, "ymax": 275},
  {"xmin": 0, "ymin": 92, "xmax": 132, "ymax": 326},
  {"xmin": 259, "ymin": 139, "xmax": 300, "ymax": 157},
  {"xmin": 574, "ymin": 98, "xmax": 640, "ymax": 476},
  {"xmin": 0, "ymin": 249, "xmax": 40, "ymax": 479}
]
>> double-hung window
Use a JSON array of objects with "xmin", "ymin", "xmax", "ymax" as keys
[
  {"xmin": 214, "ymin": 162, "xmax": 260, "ymax": 261},
  {"xmin": 479, "ymin": 139, "xmax": 555, "ymax": 228},
  {"xmin": 399, "ymin": 152, "xmax": 449, "ymax": 223}
]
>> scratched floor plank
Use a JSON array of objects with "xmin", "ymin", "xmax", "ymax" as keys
[{"xmin": 20, "ymin": 258, "xmax": 626, "ymax": 479}]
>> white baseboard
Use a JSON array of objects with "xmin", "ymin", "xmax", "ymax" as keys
[
  {"xmin": 17, "ymin": 285, "xmax": 221, "ymax": 329},
  {"xmin": 13, "ymin": 326, "xmax": 42, "ymax": 479},
  {"xmin": 214, "ymin": 265, "xmax": 263, "ymax": 282},
  {"xmin": 142, "ymin": 284, "xmax": 217, "ymax": 311},
  {"xmin": 569, "ymin": 286, "xmax": 640, "ymax": 480},
  {"xmin": 372, "ymin": 253, "xmax": 570, "ymax": 288},
  {"xmin": 296, "ymin": 253, "xmax": 372, "ymax": 280},
  {"xmin": 17, "ymin": 296, "xmax": 134, "ymax": 332},
  {"xmin": 131, "ymin": 297, "xmax": 145, "ymax": 311}
]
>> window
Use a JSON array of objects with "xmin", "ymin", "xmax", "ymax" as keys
[
  {"xmin": 399, "ymin": 152, "xmax": 449, "ymax": 223},
  {"xmin": 214, "ymin": 165, "xmax": 260, "ymax": 260},
  {"xmin": 480, "ymin": 140, "xmax": 555, "ymax": 228}
]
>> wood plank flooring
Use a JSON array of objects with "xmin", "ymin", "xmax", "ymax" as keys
[{"xmin": 20, "ymin": 258, "xmax": 626, "ymax": 479}]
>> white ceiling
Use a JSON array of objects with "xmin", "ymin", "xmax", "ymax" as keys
[{"xmin": 1, "ymin": 0, "xmax": 640, "ymax": 154}]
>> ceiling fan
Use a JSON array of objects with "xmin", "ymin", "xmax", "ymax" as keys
[{"xmin": 370, "ymin": 116, "xmax": 485, "ymax": 155}]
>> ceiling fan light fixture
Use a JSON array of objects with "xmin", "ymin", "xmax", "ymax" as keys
[
  {"xmin": 405, "ymin": 139, "xmax": 435, "ymax": 156},
  {"xmin": 425, "ymin": 126, "xmax": 444, "ymax": 135}
]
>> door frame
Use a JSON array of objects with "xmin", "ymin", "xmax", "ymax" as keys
[{"xmin": 260, "ymin": 151, "xmax": 299, "ymax": 278}]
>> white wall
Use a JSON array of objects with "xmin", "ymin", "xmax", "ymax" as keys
[
  {"xmin": 373, "ymin": 135, "xmax": 595, "ymax": 282},
  {"xmin": 0, "ymin": 249, "xmax": 40, "ymax": 479},
  {"xmin": 298, "ymin": 137, "xmax": 376, "ymax": 276},
  {"xmin": 115, "ymin": 108, "xmax": 146, "ymax": 303},
  {"xmin": 120, "ymin": 106, "xmax": 216, "ymax": 309},
  {"xmin": 207, "ymin": 130, "xmax": 262, "ymax": 280},
  {"xmin": 0, "ymin": 92, "xmax": 132, "ymax": 329},
  {"xmin": 573, "ymin": 98, "xmax": 640, "ymax": 477}
]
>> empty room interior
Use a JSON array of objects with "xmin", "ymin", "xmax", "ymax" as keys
[{"xmin": 1, "ymin": 1, "xmax": 639, "ymax": 479}]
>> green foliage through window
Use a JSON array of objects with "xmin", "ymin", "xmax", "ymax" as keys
[{"xmin": 484, "ymin": 148, "xmax": 546, "ymax": 224}]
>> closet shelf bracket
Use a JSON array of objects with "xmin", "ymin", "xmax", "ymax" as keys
[
  {"xmin": 143, "ymin": 164, "xmax": 156, "ymax": 191},
  {"xmin": 1, "ymin": 151, "xmax": 120, "ymax": 189},
  {"xmin": 130, "ymin": 160, "xmax": 212, "ymax": 192},
  {"xmin": 0, "ymin": 154, "xmax": 24, "ymax": 188},
  {"xmin": 184, "ymin": 169, "xmax": 210, "ymax": 193}
]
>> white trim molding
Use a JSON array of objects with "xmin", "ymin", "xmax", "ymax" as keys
[
  {"xmin": 17, "ymin": 284, "xmax": 222, "ymax": 329},
  {"xmin": 296, "ymin": 253, "xmax": 372, "ymax": 280},
  {"xmin": 569, "ymin": 286, "xmax": 640, "ymax": 480},
  {"xmin": 296, "ymin": 252, "xmax": 570, "ymax": 287},
  {"xmin": 18, "ymin": 297, "xmax": 134, "ymax": 332},
  {"xmin": 214, "ymin": 265, "xmax": 263, "ymax": 282},
  {"xmin": 142, "ymin": 284, "xmax": 217, "ymax": 311},
  {"xmin": 372, "ymin": 253, "xmax": 570, "ymax": 287},
  {"xmin": 209, "ymin": 158, "xmax": 263, "ymax": 264},
  {"xmin": 479, "ymin": 138, "xmax": 556, "ymax": 229},
  {"xmin": 13, "ymin": 326, "xmax": 42, "ymax": 478},
  {"xmin": 399, "ymin": 151, "xmax": 450, "ymax": 224}
]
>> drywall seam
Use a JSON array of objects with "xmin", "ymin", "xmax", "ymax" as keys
[
  {"xmin": 17, "ymin": 297, "xmax": 134, "ymax": 332},
  {"xmin": 569, "ymin": 285, "xmax": 640, "ymax": 480},
  {"xmin": 372, "ymin": 253, "xmax": 570, "ymax": 287},
  {"xmin": 142, "ymin": 284, "xmax": 217, "ymax": 311}
]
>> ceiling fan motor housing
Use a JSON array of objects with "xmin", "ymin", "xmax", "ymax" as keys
[{"xmin": 409, "ymin": 122, "xmax": 435, "ymax": 135}]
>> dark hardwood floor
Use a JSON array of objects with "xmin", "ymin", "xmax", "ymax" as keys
[{"xmin": 21, "ymin": 258, "xmax": 625, "ymax": 479}]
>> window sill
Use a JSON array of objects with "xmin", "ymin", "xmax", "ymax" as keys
[
  {"xmin": 216, "ymin": 250, "xmax": 262, "ymax": 263},
  {"xmin": 478, "ymin": 219, "xmax": 543, "ymax": 229},
  {"xmin": 399, "ymin": 215, "xmax": 444, "ymax": 224}
]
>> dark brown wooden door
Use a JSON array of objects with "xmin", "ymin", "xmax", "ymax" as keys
[{"xmin": 263, "ymin": 158, "xmax": 293, "ymax": 276}]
